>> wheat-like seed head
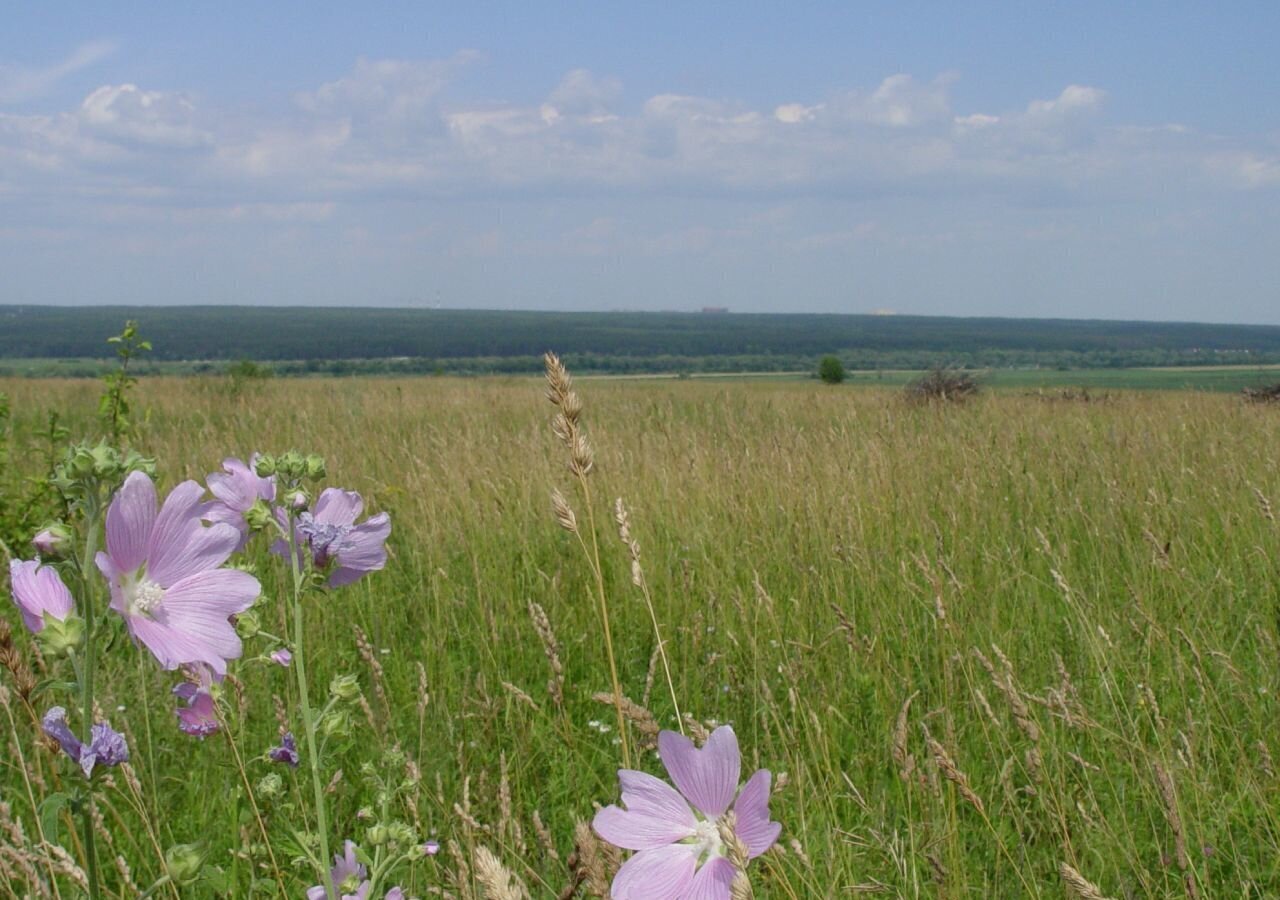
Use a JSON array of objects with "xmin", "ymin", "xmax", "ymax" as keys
[{"xmin": 1059, "ymin": 862, "xmax": 1112, "ymax": 900}]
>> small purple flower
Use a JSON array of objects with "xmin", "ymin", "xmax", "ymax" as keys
[
  {"xmin": 9, "ymin": 560, "xmax": 75, "ymax": 634},
  {"xmin": 174, "ymin": 666, "xmax": 220, "ymax": 738},
  {"xmin": 593, "ymin": 725, "xmax": 781, "ymax": 900},
  {"xmin": 270, "ymin": 648, "xmax": 292, "ymax": 667},
  {"xmin": 268, "ymin": 732, "xmax": 299, "ymax": 767},
  {"xmin": 307, "ymin": 840, "xmax": 369, "ymax": 900},
  {"xmin": 206, "ymin": 455, "xmax": 276, "ymax": 549},
  {"xmin": 279, "ymin": 488, "xmax": 390, "ymax": 587},
  {"xmin": 42, "ymin": 707, "xmax": 129, "ymax": 778},
  {"xmin": 385, "ymin": 889, "xmax": 405, "ymax": 900},
  {"xmin": 422, "ymin": 840, "xmax": 440, "ymax": 856},
  {"xmin": 96, "ymin": 472, "xmax": 261, "ymax": 676}
]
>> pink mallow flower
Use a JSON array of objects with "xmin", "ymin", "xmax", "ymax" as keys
[
  {"xmin": 206, "ymin": 455, "xmax": 275, "ymax": 549},
  {"xmin": 308, "ymin": 841, "xmax": 369, "ymax": 900},
  {"xmin": 96, "ymin": 471, "xmax": 260, "ymax": 676},
  {"xmin": 173, "ymin": 665, "xmax": 220, "ymax": 738},
  {"xmin": 284, "ymin": 488, "xmax": 390, "ymax": 588},
  {"xmin": 9, "ymin": 559, "xmax": 75, "ymax": 633},
  {"xmin": 593, "ymin": 725, "xmax": 781, "ymax": 900}
]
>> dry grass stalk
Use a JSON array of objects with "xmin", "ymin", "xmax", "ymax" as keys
[
  {"xmin": 446, "ymin": 839, "xmax": 474, "ymax": 900},
  {"xmin": 527, "ymin": 601, "xmax": 565, "ymax": 708},
  {"xmin": 1059, "ymin": 862, "xmax": 1113, "ymax": 900},
  {"xmin": 593, "ymin": 691, "xmax": 660, "ymax": 749},
  {"xmin": 417, "ymin": 661, "xmax": 431, "ymax": 719},
  {"xmin": 1153, "ymin": 762, "xmax": 1190, "ymax": 874},
  {"xmin": 532, "ymin": 810, "xmax": 559, "ymax": 861},
  {"xmin": 1257, "ymin": 740, "xmax": 1275, "ymax": 778},
  {"xmin": 474, "ymin": 845, "xmax": 528, "ymax": 900},
  {"xmin": 501, "ymin": 682, "xmax": 538, "ymax": 709},
  {"xmin": 0, "ymin": 620, "xmax": 37, "ymax": 703},
  {"xmin": 551, "ymin": 488, "xmax": 578, "ymax": 534},
  {"xmin": 681, "ymin": 713, "xmax": 711, "ymax": 744},
  {"xmin": 1251, "ymin": 485, "xmax": 1274, "ymax": 520},
  {"xmin": 925, "ymin": 732, "xmax": 985, "ymax": 814},
  {"xmin": 892, "ymin": 692, "xmax": 919, "ymax": 781},
  {"xmin": 353, "ymin": 625, "xmax": 390, "ymax": 721},
  {"xmin": 571, "ymin": 819, "xmax": 612, "ymax": 898}
]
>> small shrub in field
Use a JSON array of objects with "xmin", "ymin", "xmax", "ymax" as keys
[
  {"xmin": 906, "ymin": 366, "xmax": 980, "ymax": 403},
  {"xmin": 818, "ymin": 355, "xmax": 846, "ymax": 384},
  {"xmin": 1242, "ymin": 382, "xmax": 1280, "ymax": 403}
]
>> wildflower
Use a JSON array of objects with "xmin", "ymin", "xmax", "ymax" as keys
[
  {"xmin": 42, "ymin": 707, "xmax": 129, "ymax": 777},
  {"xmin": 593, "ymin": 725, "xmax": 781, "ymax": 899},
  {"xmin": 281, "ymin": 488, "xmax": 391, "ymax": 587},
  {"xmin": 268, "ymin": 732, "xmax": 299, "ymax": 767},
  {"xmin": 174, "ymin": 666, "xmax": 220, "ymax": 738},
  {"xmin": 96, "ymin": 472, "xmax": 260, "ymax": 676},
  {"xmin": 421, "ymin": 840, "xmax": 440, "ymax": 856},
  {"xmin": 308, "ymin": 840, "xmax": 369, "ymax": 900},
  {"xmin": 385, "ymin": 889, "xmax": 404, "ymax": 900},
  {"xmin": 270, "ymin": 648, "xmax": 293, "ymax": 667},
  {"xmin": 206, "ymin": 455, "xmax": 276, "ymax": 549},
  {"xmin": 9, "ymin": 559, "xmax": 75, "ymax": 634}
]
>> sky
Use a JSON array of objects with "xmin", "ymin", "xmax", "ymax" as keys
[{"xmin": 1, "ymin": 2, "xmax": 1278, "ymax": 323}]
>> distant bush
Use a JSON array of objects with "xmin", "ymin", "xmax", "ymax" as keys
[
  {"xmin": 818, "ymin": 355, "xmax": 846, "ymax": 384},
  {"xmin": 906, "ymin": 366, "xmax": 980, "ymax": 403},
  {"xmin": 1242, "ymin": 383, "xmax": 1280, "ymax": 403}
]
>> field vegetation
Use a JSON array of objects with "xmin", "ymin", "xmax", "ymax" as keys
[{"xmin": 2, "ymin": 370, "xmax": 1279, "ymax": 896}]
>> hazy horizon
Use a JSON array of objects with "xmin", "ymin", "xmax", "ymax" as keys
[{"xmin": 3, "ymin": 4, "xmax": 1278, "ymax": 324}]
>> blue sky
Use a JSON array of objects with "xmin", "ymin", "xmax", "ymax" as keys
[{"xmin": 2, "ymin": 3, "xmax": 1278, "ymax": 322}]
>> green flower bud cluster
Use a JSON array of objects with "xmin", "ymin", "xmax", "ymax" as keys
[
  {"xmin": 254, "ymin": 451, "xmax": 326, "ymax": 482},
  {"xmin": 35, "ymin": 613, "xmax": 85, "ymax": 657},
  {"xmin": 52, "ymin": 441, "xmax": 155, "ymax": 502},
  {"xmin": 164, "ymin": 842, "xmax": 207, "ymax": 886}
]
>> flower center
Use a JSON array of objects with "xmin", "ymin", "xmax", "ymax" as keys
[
  {"xmin": 297, "ymin": 514, "xmax": 351, "ymax": 566},
  {"xmin": 690, "ymin": 818, "xmax": 724, "ymax": 861},
  {"xmin": 129, "ymin": 578, "xmax": 166, "ymax": 616}
]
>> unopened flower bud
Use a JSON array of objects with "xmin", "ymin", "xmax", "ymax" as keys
[
  {"xmin": 32, "ymin": 524, "xmax": 74, "ymax": 558},
  {"xmin": 388, "ymin": 822, "xmax": 416, "ymax": 845},
  {"xmin": 278, "ymin": 451, "xmax": 306, "ymax": 479},
  {"xmin": 256, "ymin": 773, "xmax": 283, "ymax": 798},
  {"xmin": 234, "ymin": 611, "xmax": 261, "ymax": 639},
  {"xmin": 90, "ymin": 443, "xmax": 120, "ymax": 478},
  {"xmin": 253, "ymin": 454, "xmax": 277, "ymax": 478},
  {"xmin": 164, "ymin": 843, "xmax": 207, "ymax": 885},
  {"xmin": 35, "ymin": 614, "xmax": 84, "ymax": 657},
  {"xmin": 319, "ymin": 709, "xmax": 352, "ymax": 739},
  {"xmin": 70, "ymin": 446, "xmax": 96, "ymax": 477},
  {"xmin": 305, "ymin": 454, "xmax": 327, "ymax": 481},
  {"xmin": 269, "ymin": 648, "xmax": 292, "ymax": 667},
  {"xmin": 286, "ymin": 489, "xmax": 309, "ymax": 510},
  {"xmin": 367, "ymin": 824, "xmax": 390, "ymax": 847},
  {"xmin": 329, "ymin": 673, "xmax": 360, "ymax": 701},
  {"xmin": 244, "ymin": 499, "xmax": 275, "ymax": 531}
]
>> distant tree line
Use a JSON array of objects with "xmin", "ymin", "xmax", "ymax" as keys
[{"xmin": 3, "ymin": 305, "xmax": 1280, "ymax": 375}]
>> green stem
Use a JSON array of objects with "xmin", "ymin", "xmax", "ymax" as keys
[
  {"xmin": 288, "ymin": 513, "xmax": 336, "ymax": 900},
  {"xmin": 79, "ymin": 498, "xmax": 101, "ymax": 900}
]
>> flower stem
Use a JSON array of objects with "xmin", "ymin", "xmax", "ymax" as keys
[
  {"xmin": 287, "ymin": 516, "xmax": 336, "ymax": 900},
  {"xmin": 79, "ymin": 498, "xmax": 102, "ymax": 900}
]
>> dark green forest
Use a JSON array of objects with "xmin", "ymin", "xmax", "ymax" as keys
[{"xmin": 3, "ymin": 305, "xmax": 1280, "ymax": 375}]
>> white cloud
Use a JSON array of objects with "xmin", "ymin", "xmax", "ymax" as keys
[{"xmin": 79, "ymin": 84, "xmax": 209, "ymax": 148}]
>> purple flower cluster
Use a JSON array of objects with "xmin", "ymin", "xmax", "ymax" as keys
[{"xmin": 42, "ymin": 707, "xmax": 129, "ymax": 777}]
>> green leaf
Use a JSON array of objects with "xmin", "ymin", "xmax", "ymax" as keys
[{"xmin": 39, "ymin": 793, "xmax": 70, "ymax": 842}]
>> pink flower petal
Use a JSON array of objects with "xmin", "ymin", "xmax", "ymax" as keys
[
  {"xmin": 732, "ymin": 770, "xmax": 781, "ymax": 858},
  {"xmin": 610, "ymin": 843, "xmax": 699, "ymax": 900},
  {"xmin": 593, "ymin": 770, "xmax": 697, "ymax": 850},
  {"xmin": 105, "ymin": 471, "xmax": 157, "ymax": 575},
  {"xmin": 9, "ymin": 560, "xmax": 74, "ymax": 633},
  {"xmin": 130, "ymin": 569, "xmax": 259, "ymax": 674},
  {"xmin": 329, "ymin": 513, "xmax": 391, "ymax": 586},
  {"xmin": 314, "ymin": 488, "xmax": 363, "ymax": 526},
  {"xmin": 147, "ymin": 481, "xmax": 239, "ymax": 586},
  {"xmin": 659, "ymin": 725, "xmax": 741, "ymax": 819},
  {"xmin": 686, "ymin": 857, "xmax": 736, "ymax": 900}
]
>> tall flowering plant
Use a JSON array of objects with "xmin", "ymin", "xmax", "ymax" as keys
[{"xmin": 5, "ymin": 444, "xmax": 412, "ymax": 898}]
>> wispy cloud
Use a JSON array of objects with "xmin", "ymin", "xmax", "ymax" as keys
[{"xmin": 0, "ymin": 40, "xmax": 116, "ymax": 104}]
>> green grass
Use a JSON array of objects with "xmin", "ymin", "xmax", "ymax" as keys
[{"xmin": 2, "ymin": 375, "xmax": 1280, "ymax": 897}]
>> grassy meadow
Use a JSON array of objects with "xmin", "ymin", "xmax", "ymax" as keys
[{"xmin": 3, "ymin": 374, "xmax": 1280, "ymax": 897}]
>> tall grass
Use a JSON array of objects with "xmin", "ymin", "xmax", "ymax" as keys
[{"xmin": 1, "ymin": 375, "xmax": 1278, "ymax": 896}]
